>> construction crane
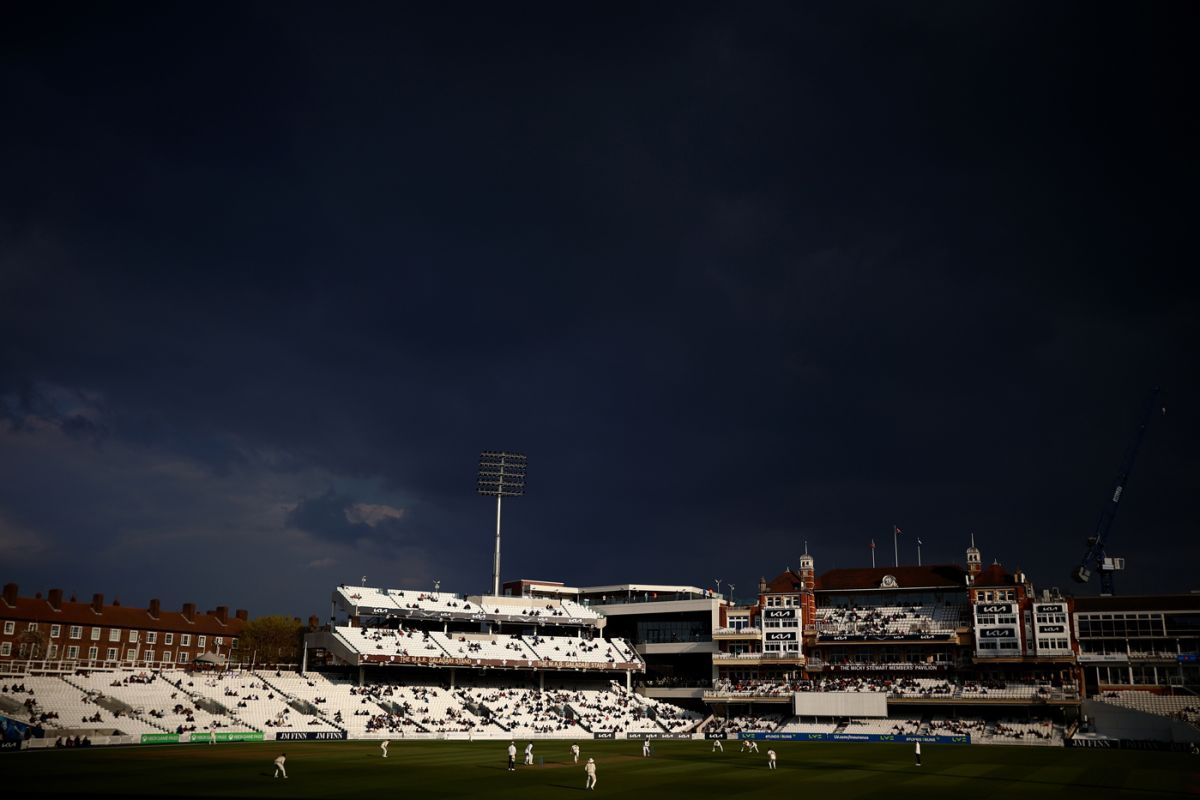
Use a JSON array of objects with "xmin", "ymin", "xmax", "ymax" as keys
[{"xmin": 1072, "ymin": 387, "xmax": 1163, "ymax": 595}]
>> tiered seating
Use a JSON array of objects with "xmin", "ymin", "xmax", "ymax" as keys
[
  {"xmin": 392, "ymin": 591, "xmax": 483, "ymax": 614},
  {"xmin": 521, "ymin": 634, "xmax": 631, "ymax": 665},
  {"xmin": 711, "ymin": 679, "xmax": 797, "ymax": 696},
  {"xmin": 889, "ymin": 677, "xmax": 955, "ymax": 698},
  {"xmin": 959, "ymin": 681, "xmax": 1042, "ymax": 700},
  {"xmin": 165, "ymin": 670, "xmax": 337, "ymax": 734},
  {"xmin": 428, "ymin": 632, "xmax": 537, "ymax": 662},
  {"xmin": 842, "ymin": 717, "xmax": 923, "ymax": 735},
  {"xmin": 456, "ymin": 686, "xmax": 585, "ymax": 735},
  {"xmin": 342, "ymin": 627, "xmax": 450, "ymax": 658},
  {"xmin": 983, "ymin": 719, "xmax": 1061, "ymax": 745},
  {"xmin": 560, "ymin": 600, "xmax": 602, "ymax": 620},
  {"xmin": 641, "ymin": 696, "xmax": 703, "ymax": 732},
  {"xmin": 927, "ymin": 717, "xmax": 988, "ymax": 737},
  {"xmin": 815, "ymin": 603, "xmax": 966, "ymax": 636},
  {"xmin": 1098, "ymin": 690, "xmax": 1200, "ymax": 724},
  {"xmin": 709, "ymin": 714, "xmax": 782, "ymax": 733},
  {"xmin": 69, "ymin": 671, "xmax": 228, "ymax": 735},
  {"xmin": 2, "ymin": 676, "xmax": 158, "ymax": 735}
]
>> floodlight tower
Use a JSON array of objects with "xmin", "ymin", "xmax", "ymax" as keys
[{"xmin": 477, "ymin": 451, "xmax": 527, "ymax": 597}]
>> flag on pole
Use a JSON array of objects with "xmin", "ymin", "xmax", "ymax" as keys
[
  {"xmin": 894, "ymin": 525, "xmax": 902, "ymax": 536},
  {"xmin": 917, "ymin": 538, "xmax": 923, "ymax": 546},
  {"xmin": 869, "ymin": 539, "xmax": 876, "ymax": 549}
]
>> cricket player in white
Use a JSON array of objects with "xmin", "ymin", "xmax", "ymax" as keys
[
  {"xmin": 767, "ymin": 749, "xmax": 776, "ymax": 769},
  {"xmin": 584, "ymin": 757, "xmax": 597, "ymax": 790},
  {"xmin": 209, "ymin": 722, "xmax": 216, "ymax": 745},
  {"xmin": 711, "ymin": 739, "xmax": 723, "ymax": 752},
  {"xmin": 747, "ymin": 740, "xmax": 759, "ymax": 753},
  {"xmin": 273, "ymin": 753, "xmax": 288, "ymax": 778},
  {"xmin": 642, "ymin": 738, "xmax": 650, "ymax": 757},
  {"xmin": 507, "ymin": 742, "xmax": 517, "ymax": 771},
  {"xmin": 380, "ymin": 740, "xmax": 389, "ymax": 758},
  {"xmin": 571, "ymin": 743, "xmax": 581, "ymax": 763},
  {"xmin": 914, "ymin": 741, "xmax": 921, "ymax": 766},
  {"xmin": 524, "ymin": 741, "xmax": 534, "ymax": 765}
]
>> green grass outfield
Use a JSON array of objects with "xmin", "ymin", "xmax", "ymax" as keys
[{"xmin": 5, "ymin": 740, "xmax": 1198, "ymax": 800}]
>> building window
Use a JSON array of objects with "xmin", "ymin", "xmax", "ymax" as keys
[
  {"xmin": 91, "ymin": 627, "xmax": 102, "ymax": 641},
  {"xmin": 162, "ymin": 651, "xmax": 172, "ymax": 663},
  {"xmin": 18, "ymin": 643, "xmax": 27, "ymax": 657},
  {"xmin": 129, "ymin": 630, "xmax": 139, "ymax": 643},
  {"xmin": 66, "ymin": 645, "xmax": 79, "ymax": 659},
  {"xmin": 47, "ymin": 644, "xmax": 59, "ymax": 658},
  {"xmin": 3, "ymin": 621, "xmax": 13, "ymax": 635},
  {"xmin": 214, "ymin": 636, "xmax": 223, "ymax": 646},
  {"xmin": 50, "ymin": 624, "xmax": 61, "ymax": 638},
  {"xmin": 177, "ymin": 651, "xmax": 188, "ymax": 663},
  {"xmin": 146, "ymin": 631, "xmax": 157, "ymax": 644},
  {"xmin": 144, "ymin": 649, "xmax": 154, "ymax": 662},
  {"xmin": 164, "ymin": 633, "xmax": 174, "ymax": 645},
  {"xmin": 87, "ymin": 646, "xmax": 98, "ymax": 660},
  {"xmin": 108, "ymin": 628, "xmax": 121, "ymax": 642},
  {"xmin": 69, "ymin": 625, "xmax": 82, "ymax": 639},
  {"xmin": 0, "ymin": 642, "xmax": 11, "ymax": 656},
  {"xmin": 197, "ymin": 635, "xmax": 206, "ymax": 649},
  {"xmin": 180, "ymin": 634, "xmax": 191, "ymax": 647},
  {"xmin": 231, "ymin": 638, "xmax": 238, "ymax": 649},
  {"xmin": 126, "ymin": 649, "xmax": 137, "ymax": 660},
  {"xmin": 105, "ymin": 647, "xmax": 118, "ymax": 660},
  {"xmin": 27, "ymin": 621, "xmax": 38, "ymax": 631}
]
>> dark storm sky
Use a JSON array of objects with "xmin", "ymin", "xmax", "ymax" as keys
[{"xmin": 1, "ymin": 2, "xmax": 1196, "ymax": 617}]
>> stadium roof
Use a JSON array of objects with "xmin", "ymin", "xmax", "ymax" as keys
[{"xmin": 816, "ymin": 565, "xmax": 968, "ymax": 592}]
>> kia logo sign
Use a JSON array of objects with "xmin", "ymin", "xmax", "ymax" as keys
[
  {"xmin": 766, "ymin": 632, "xmax": 796, "ymax": 641},
  {"xmin": 765, "ymin": 609, "xmax": 796, "ymax": 619},
  {"xmin": 981, "ymin": 628, "xmax": 1016, "ymax": 638},
  {"xmin": 1038, "ymin": 625, "xmax": 1065, "ymax": 634},
  {"xmin": 978, "ymin": 604, "xmax": 1012, "ymax": 615},
  {"xmin": 1038, "ymin": 604, "xmax": 1064, "ymax": 613}
]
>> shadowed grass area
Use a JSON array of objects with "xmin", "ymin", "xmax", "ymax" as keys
[{"xmin": 4, "ymin": 740, "xmax": 1197, "ymax": 799}]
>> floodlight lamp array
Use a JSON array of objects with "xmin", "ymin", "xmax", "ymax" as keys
[{"xmin": 477, "ymin": 451, "xmax": 527, "ymax": 497}]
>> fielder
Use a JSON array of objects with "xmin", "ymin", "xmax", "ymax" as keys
[
  {"xmin": 507, "ymin": 741, "xmax": 517, "ymax": 771},
  {"xmin": 711, "ymin": 738, "xmax": 723, "ymax": 752},
  {"xmin": 767, "ymin": 749, "xmax": 776, "ymax": 769},
  {"xmin": 273, "ymin": 753, "xmax": 288, "ymax": 778},
  {"xmin": 584, "ymin": 757, "xmax": 597, "ymax": 790},
  {"xmin": 524, "ymin": 741, "xmax": 534, "ymax": 765},
  {"xmin": 746, "ymin": 740, "xmax": 759, "ymax": 753},
  {"xmin": 571, "ymin": 743, "xmax": 581, "ymax": 764},
  {"xmin": 642, "ymin": 738, "xmax": 651, "ymax": 757},
  {"xmin": 380, "ymin": 740, "xmax": 389, "ymax": 758},
  {"xmin": 208, "ymin": 722, "xmax": 216, "ymax": 745},
  {"xmin": 914, "ymin": 741, "xmax": 921, "ymax": 766}
]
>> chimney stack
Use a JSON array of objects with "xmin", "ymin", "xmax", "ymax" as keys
[
  {"xmin": 308, "ymin": 614, "xmax": 319, "ymax": 628},
  {"xmin": 92, "ymin": 593, "xmax": 104, "ymax": 612},
  {"xmin": 181, "ymin": 602, "xmax": 196, "ymax": 621},
  {"xmin": 214, "ymin": 606, "xmax": 229, "ymax": 623},
  {"xmin": 48, "ymin": 588, "xmax": 63, "ymax": 610},
  {"xmin": 1, "ymin": 583, "xmax": 16, "ymax": 607},
  {"xmin": 148, "ymin": 599, "xmax": 161, "ymax": 618},
  {"xmin": 235, "ymin": 608, "xmax": 248, "ymax": 621}
]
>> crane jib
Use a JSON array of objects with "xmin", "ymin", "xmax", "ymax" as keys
[{"xmin": 1112, "ymin": 486, "xmax": 1123, "ymax": 503}]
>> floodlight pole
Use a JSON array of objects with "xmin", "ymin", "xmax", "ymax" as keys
[{"xmin": 492, "ymin": 495, "xmax": 503, "ymax": 597}]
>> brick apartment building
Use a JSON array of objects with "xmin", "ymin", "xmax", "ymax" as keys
[{"xmin": 0, "ymin": 583, "xmax": 247, "ymax": 667}]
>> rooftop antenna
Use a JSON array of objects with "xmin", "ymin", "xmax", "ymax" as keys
[{"xmin": 478, "ymin": 451, "xmax": 527, "ymax": 597}]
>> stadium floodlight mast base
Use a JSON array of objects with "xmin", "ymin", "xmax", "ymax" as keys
[{"xmin": 477, "ymin": 451, "xmax": 527, "ymax": 597}]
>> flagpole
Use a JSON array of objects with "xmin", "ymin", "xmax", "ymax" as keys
[
  {"xmin": 893, "ymin": 525, "xmax": 899, "ymax": 568},
  {"xmin": 870, "ymin": 540, "xmax": 876, "ymax": 568},
  {"xmin": 917, "ymin": 539, "xmax": 922, "ymax": 567}
]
